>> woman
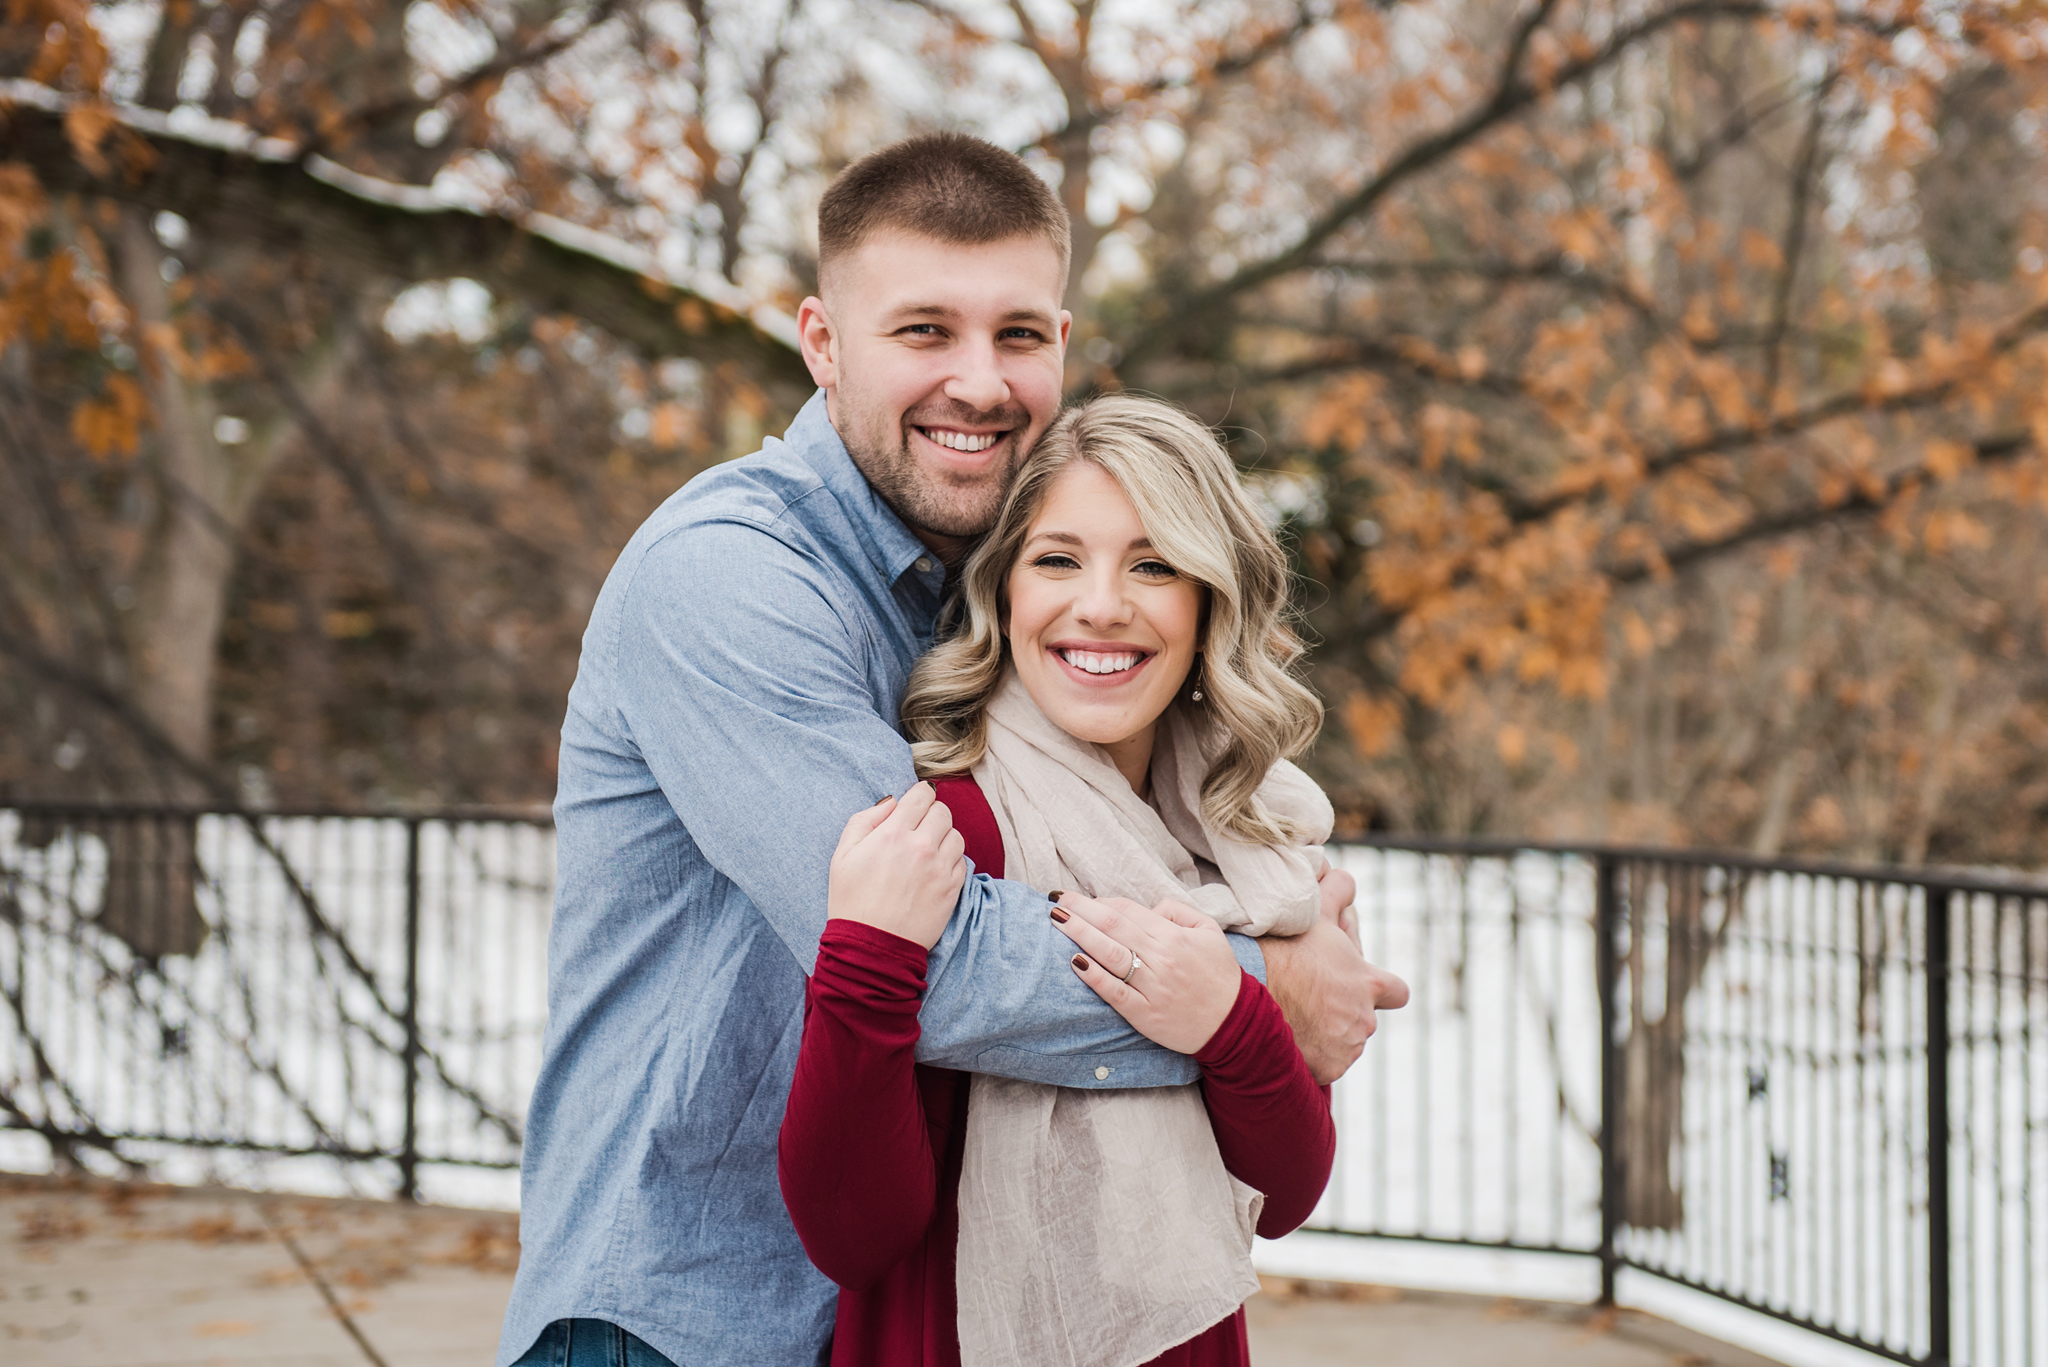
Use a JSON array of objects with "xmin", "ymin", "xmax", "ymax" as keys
[{"xmin": 779, "ymin": 395, "xmax": 1337, "ymax": 1367}]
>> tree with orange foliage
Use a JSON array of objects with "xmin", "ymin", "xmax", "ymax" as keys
[{"xmin": 3, "ymin": 0, "xmax": 2047, "ymax": 873}]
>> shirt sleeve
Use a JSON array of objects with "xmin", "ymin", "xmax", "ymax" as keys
[
  {"xmin": 1193, "ymin": 971, "xmax": 1337, "ymax": 1237},
  {"xmin": 778, "ymin": 920, "xmax": 938, "ymax": 1290},
  {"xmin": 609, "ymin": 518, "xmax": 1219, "ymax": 1088}
]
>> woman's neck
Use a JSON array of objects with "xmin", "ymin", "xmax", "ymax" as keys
[{"xmin": 1101, "ymin": 723, "xmax": 1157, "ymax": 800}]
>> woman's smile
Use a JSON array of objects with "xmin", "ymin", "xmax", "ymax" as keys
[{"xmin": 1050, "ymin": 641, "xmax": 1156, "ymax": 683}]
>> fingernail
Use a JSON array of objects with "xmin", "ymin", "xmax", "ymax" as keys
[
  {"xmin": 1071, "ymin": 954, "xmax": 1090, "ymax": 972},
  {"xmin": 873, "ymin": 796, "xmax": 892, "ymax": 806},
  {"xmin": 1048, "ymin": 890, "xmax": 1067, "ymax": 902},
  {"xmin": 1049, "ymin": 906, "xmax": 1070, "ymax": 924}
]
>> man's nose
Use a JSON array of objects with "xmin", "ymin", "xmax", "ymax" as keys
[{"xmin": 944, "ymin": 336, "xmax": 1011, "ymax": 414}]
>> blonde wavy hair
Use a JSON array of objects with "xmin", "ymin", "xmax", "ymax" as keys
[{"xmin": 902, "ymin": 393, "xmax": 1323, "ymax": 846}]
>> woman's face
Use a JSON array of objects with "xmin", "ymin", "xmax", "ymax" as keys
[{"xmin": 1005, "ymin": 462, "xmax": 1205, "ymax": 770}]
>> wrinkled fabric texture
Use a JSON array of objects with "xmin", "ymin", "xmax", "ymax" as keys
[
  {"xmin": 497, "ymin": 394, "xmax": 1268, "ymax": 1367},
  {"xmin": 957, "ymin": 670, "xmax": 1333, "ymax": 1367}
]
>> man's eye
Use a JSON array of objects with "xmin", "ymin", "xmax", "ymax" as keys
[
  {"xmin": 1001, "ymin": 328, "xmax": 1046, "ymax": 343},
  {"xmin": 900, "ymin": 324, "xmax": 941, "ymax": 336}
]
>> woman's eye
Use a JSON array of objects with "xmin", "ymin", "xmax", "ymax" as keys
[
  {"xmin": 1134, "ymin": 560, "xmax": 1178, "ymax": 579},
  {"xmin": 1030, "ymin": 553, "xmax": 1080, "ymax": 571}
]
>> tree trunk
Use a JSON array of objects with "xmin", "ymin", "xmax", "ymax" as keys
[{"xmin": 1618, "ymin": 860, "xmax": 1740, "ymax": 1231}]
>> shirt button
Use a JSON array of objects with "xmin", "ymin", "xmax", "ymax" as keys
[
  {"xmin": 913, "ymin": 556, "xmax": 934, "ymax": 574},
  {"xmin": 1094, "ymin": 1066, "xmax": 1110, "ymax": 1081}
]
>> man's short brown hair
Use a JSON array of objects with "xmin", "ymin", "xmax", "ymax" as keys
[{"xmin": 817, "ymin": 133, "xmax": 1071, "ymax": 292}]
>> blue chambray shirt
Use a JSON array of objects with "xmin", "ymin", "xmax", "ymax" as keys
[{"xmin": 498, "ymin": 393, "xmax": 1266, "ymax": 1367}]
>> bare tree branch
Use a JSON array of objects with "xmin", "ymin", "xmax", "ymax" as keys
[
  {"xmin": 309, "ymin": 0, "xmax": 628, "ymax": 156},
  {"xmin": 1, "ymin": 97, "xmax": 812, "ymax": 405},
  {"xmin": 0, "ymin": 625, "xmax": 233, "ymax": 801},
  {"xmin": 1626, "ymin": 429, "xmax": 2036, "ymax": 581},
  {"xmin": 1312, "ymin": 253, "xmax": 1665, "ymax": 326},
  {"xmin": 1115, "ymin": 0, "xmax": 1895, "ymax": 369},
  {"xmin": 1760, "ymin": 72, "xmax": 1835, "ymax": 405}
]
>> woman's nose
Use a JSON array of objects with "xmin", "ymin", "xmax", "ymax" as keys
[{"xmin": 1071, "ymin": 571, "xmax": 1132, "ymax": 628}]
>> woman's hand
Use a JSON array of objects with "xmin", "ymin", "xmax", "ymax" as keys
[
  {"xmin": 827, "ymin": 782, "xmax": 967, "ymax": 950},
  {"xmin": 1051, "ymin": 894, "xmax": 1242, "ymax": 1054}
]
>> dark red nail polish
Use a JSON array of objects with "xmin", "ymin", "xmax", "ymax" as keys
[
  {"xmin": 1071, "ymin": 954, "xmax": 1090, "ymax": 972},
  {"xmin": 1050, "ymin": 906, "xmax": 1070, "ymax": 924},
  {"xmin": 1048, "ymin": 890, "xmax": 1067, "ymax": 902}
]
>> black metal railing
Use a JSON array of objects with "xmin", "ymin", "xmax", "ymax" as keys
[
  {"xmin": 2, "ymin": 806, "xmax": 2041, "ymax": 1365},
  {"xmin": 0, "ymin": 802, "xmax": 551, "ymax": 1201},
  {"xmin": 1326, "ymin": 838, "xmax": 2046, "ymax": 1367}
]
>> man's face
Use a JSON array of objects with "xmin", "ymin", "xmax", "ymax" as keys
[{"xmin": 797, "ymin": 231, "xmax": 1071, "ymax": 556}]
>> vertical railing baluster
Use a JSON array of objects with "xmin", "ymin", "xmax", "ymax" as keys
[
  {"xmin": 399, "ymin": 817, "xmax": 422, "ymax": 1203},
  {"xmin": 1925, "ymin": 885, "xmax": 1951, "ymax": 1367},
  {"xmin": 1596, "ymin": 852, "xmax": 1623, "ymax": 1306}
]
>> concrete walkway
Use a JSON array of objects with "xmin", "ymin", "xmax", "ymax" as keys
[{"xmin": 1, "ymin": 1174, "xmax": 1781, "ymax": 1367}]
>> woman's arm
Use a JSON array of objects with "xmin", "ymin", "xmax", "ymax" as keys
[
  {"xmin": 1193, "ymin": 972, "xmax": 1336, "ymax": 1237},
  {"xmin": 778, "ymin": 919, "xmax": 942, "ymax": 1290}
]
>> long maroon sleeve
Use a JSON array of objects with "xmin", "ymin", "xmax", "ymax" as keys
[
  {"xmin": 1193, "ymin": 971, "xmax": 1336, "ymax": 1237},
  {"xmin": 779, "ymin": 919, "xmax": 939, "ymax": 1291}
]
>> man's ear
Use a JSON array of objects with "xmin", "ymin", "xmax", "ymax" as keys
[
  {"xmin": 1058, "ymin": 309, "xmax": 1073, "ymax": 351},
  {"xmin": 797, "ymin": 296, "xmax": 837, "ymax": 390}
]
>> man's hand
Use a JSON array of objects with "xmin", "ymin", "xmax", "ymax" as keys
[
  {"xmin": 1317, "ymin": 854, "xmax": 1360, "ymax": 947},
  {"xmin": 1265, "ymin": 858, "xmax": 1408, "ymax": 1083}
]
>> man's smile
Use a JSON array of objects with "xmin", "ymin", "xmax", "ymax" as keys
[{"xmin": 915, "ymin": 426, "xmax": 1004, "ymax": 453}]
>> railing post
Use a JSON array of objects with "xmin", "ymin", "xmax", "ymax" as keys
[
  {"xmin": 1924, "ymin": 886, "xmax": 1951, "ymax": 1367},
  {"xmin": 399, "ymin": 818, "xmax": 422, "ymax": 1203},
  {"xmin": 1596, "ymin": 853, "xmax": 1623, "ymax": 1306}
]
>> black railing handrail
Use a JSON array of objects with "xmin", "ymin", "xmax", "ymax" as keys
[
  {"xmin": 13, "ymin": 801, "xmax": 2044, "ymax": 899},
  {"xmin": 4, "ymin": 799, "xmax": 556, "ymax": 826},
  {"xmin": 1347, "ymin": 832, "xmax": 2048, "ymax": 900}
]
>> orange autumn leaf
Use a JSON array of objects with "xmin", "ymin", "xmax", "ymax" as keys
[
  {"xmin": 63, "ymin": 101, "xmax": 120, "ymax": 178},
  {"xmin": 69, "ymin": 372, "xmax": 147, "ymax": 458},
  {"xmin": 1342, "ymin": 692, "xmax": 1403, "ymax": 759}
]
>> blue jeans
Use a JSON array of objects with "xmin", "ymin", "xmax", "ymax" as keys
[{"xmin": 508, "ymin": 1320, "xmax": 678, "ymax": 1367}]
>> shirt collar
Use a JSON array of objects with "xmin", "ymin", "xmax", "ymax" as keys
[{"xmin": 786, "ymin": 390, "xmax": 943, "ymax": 589}]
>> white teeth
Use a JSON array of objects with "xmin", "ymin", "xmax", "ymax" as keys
[
  {"xmin": 1060, "ymin": 650, "xmax": 1140, "ymax": 675},
  {"xmin": 922, "ymin": 428, "xmax": 998, "ymax": 453}
]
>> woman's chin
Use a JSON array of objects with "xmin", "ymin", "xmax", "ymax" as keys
[{"xmin": 1029, "ymin": 696, "xmax": 1159, "ymax": 749}]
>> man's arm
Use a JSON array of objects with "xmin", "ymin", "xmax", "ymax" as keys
[{"xmin": 611, "ymin": 520, "xmax": 1203, "ymax": 1087}]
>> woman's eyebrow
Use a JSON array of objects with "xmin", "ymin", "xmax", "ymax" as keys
[{"xmin": 1022, "ymin": 532, "xmax": 1158, "ymax": 550}]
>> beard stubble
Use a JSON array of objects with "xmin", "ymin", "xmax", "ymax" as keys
[{"xmin": 842, "ymin": 399, "xmax": 1031, "ymax": 543}]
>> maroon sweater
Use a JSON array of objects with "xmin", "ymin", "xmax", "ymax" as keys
[{"xmin": 777, "ymin": 776, "xmax": 1335, "ymax": 1366}]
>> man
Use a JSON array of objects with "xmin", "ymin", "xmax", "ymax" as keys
[{"xmin": 501, "ymin": 133, "xmax": 1406, "ymax": 1367}]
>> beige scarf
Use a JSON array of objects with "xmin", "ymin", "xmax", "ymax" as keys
[{"xmin": 957, "ymin": 669, "xmax": 1332, "ymax": 1367}]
